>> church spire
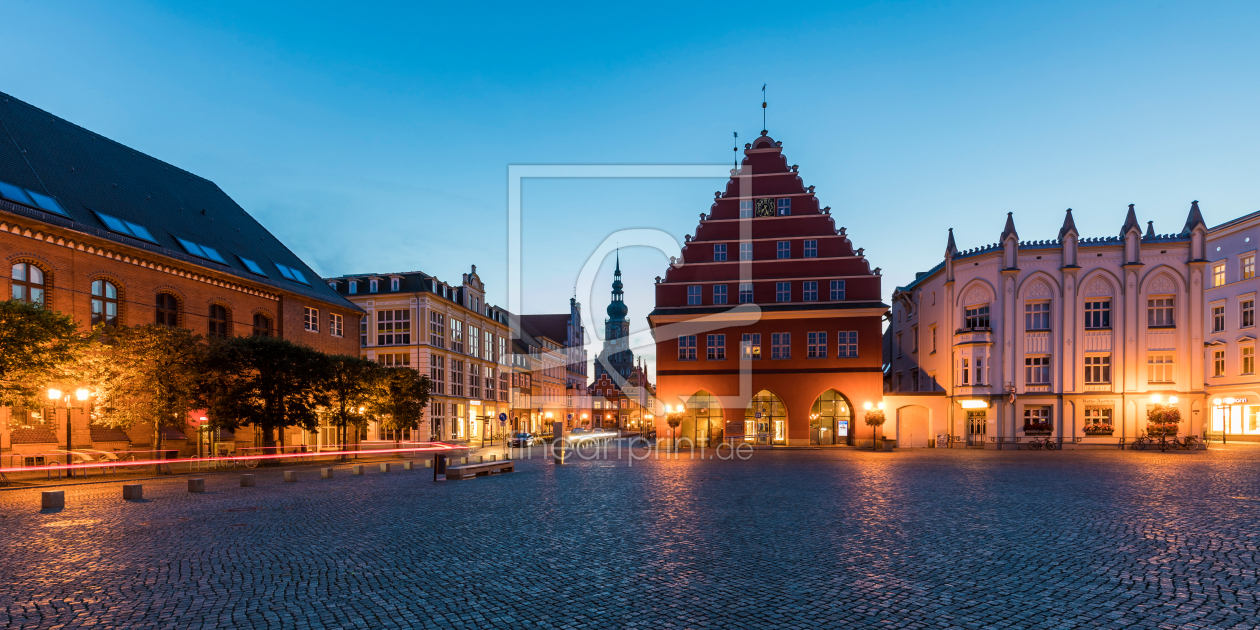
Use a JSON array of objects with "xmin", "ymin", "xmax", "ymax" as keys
[{"xmin": 607, "ymin": 250, "xmax": 627, "ymax": 322}]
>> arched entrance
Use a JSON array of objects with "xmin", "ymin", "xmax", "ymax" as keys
[
  {"xmin": 745, "ymin": 390, "xmax": 788, "ymax": 445},
  {"xmin": 681, "ymin": 391, "xmax": 723, "ymax": 447},
  {"xmin": 810, "ymin": 389, "xmax": 853, "ymax": 446}
]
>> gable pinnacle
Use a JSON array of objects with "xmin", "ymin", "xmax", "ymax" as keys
[
  {"xmin": 945, "ymin": 228, "xmax": 958, "ymax": 257},
  {"xmin": 1000, "ymin": 212, "xmax": 1018, "ymax": 242},
  {"xmin": 1181, "ymin": 200, "xmax": 1207, "ymax": 236},
  {"xmin": 1121, "ymin": 204, "xmax": 1141, "ymax": 236},
  {"xmin": 1058, "ymin": 208, "xmax": 1078, "ymax": 240}
]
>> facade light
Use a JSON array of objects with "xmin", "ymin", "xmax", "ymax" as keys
[
  {"xmin": 48, "ymin": 388, "xmax": 61, "ymax": 400},
  {"xmin": 877, "ymin": 402, "xmax": 886, "ymax": 410},
  {"xmin": 1168, "ymin": 396, "xmax": 1178, "ymax": 404},
  {"xmin": 1213, "ymin": 398, "xmax": 1223, "ymax": 405},
  {"xmin": 1150, "ymin": 394, "xmax": 1161, "ymax": 404},
  {"xmin": 959, "ymin": 399, "xmax": 988, "ymax": 409},
  {"xmin": 863, "ymin": 402, "xmax": 872, "ymax": 410},
  {"xmin": 75, "ymin": 388, "xmax": 90, "ymax": 401}
]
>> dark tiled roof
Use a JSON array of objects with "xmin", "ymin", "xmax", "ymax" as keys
[
  {"xmin": 11, "ymin": 427, "xmax": 58, "ymax": 444},
  {"xmin": 89, "ymin": 426, "xmax": 131, "ymax": 442},
  {"xmin": 161, "ymin": 427, "xmax": 187, "ymax": 440},
  {"xmin": 519, "ymin": 314, "xmax": 570, "ymax": 344},
  {"xmin": 0, "ymin": 91, "xmax": 357, "ymax": 311}
]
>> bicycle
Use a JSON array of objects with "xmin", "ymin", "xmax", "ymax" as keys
[
  {"xmin": 1176, "ymin": 435, "xmax": 1199, "ymax": 450},
  {"xmin": 1026, "ymin": 437, "xmax": 1057, "ymax": 450},
  {"xmin": 1129, "ymin": 436, "xmax": 1151, "ymax": 450},
  {"xmin": 119, "ymin": 454, "xmax": 143, "ymax": 472}
]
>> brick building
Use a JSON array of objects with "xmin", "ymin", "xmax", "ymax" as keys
[
  {"xmin": 649, "ymin": 131, "xmax": 887, "ymax": 447},
  {"xmin": 1, "ymin": 91, "xmax": 362, "ymax": 461}
]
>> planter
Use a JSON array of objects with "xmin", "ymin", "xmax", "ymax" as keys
[
  {"xmin": 1083, "ymin": 430, "xmax": 1113, "ymax": 436},
  {"xmin": 1023, "ymin": 430, "xmax": 1052, "ymax": 436}
]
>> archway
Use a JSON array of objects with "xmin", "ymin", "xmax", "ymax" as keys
[
  {"xmin": 810, "ymin": 389, "xmax": 853, "ymax": 446},
  {"xmin": 745, "ymin": 390, "xmax": 788, "ymax": 445},
  {"xmin": 682, "ymin": 391, "xmax": 723, "ymax": 447}
]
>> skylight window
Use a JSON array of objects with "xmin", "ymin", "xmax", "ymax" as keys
[
  {"xmin": 274, "ymin": 263, "xmax": 310, "ymax": 285},
  {"xmin": 238, "ymin": 256, "xmax": 266, "ymax": 276},
  {"xmin": 94, "ymin": 211, "xmax": 158, "ymax": 243},
  {"xmin": 24, "ymin": 190, "xmax": 69, "ymax": 216},
  {"xmin": 0, "ymin": 182, "xmax": 32, "ymax": 205},
  {"xmin": 177, "ymin": 237, "xmax": 227, "ymax": 264},
  {"xmin": 0, "ymin": 181, "xmax": 69, "ymax": 217}
]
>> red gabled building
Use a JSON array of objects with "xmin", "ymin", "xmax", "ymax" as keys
[{"xmin": 648, "ymin": 131, "xmax": 887, "ymax": 447}]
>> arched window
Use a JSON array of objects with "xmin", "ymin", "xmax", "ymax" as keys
[
  {"xmin": 91, "ymin": 280, "xmax": 119, "ymax": 326},
  {"xmin": 390, "ymin": 278, "xmax": 400, "ymax": 291},
  {"xmin": 252, "ymin": 313, "xmax": 274, "ymax": 337},
  {"xmin": 11, "ymin": 262, "xmax": 46, "ymax": 305},
  {"xmin": 370, "ymin": 279, "xmax": 378, "ymax": 293},
  {"xmin": 155, "ymin": 293, "xmax": 180, "ymax": 326},
  {"xmin": 208, "ymin": 304, "xmax": 230, "ymax": 338}
]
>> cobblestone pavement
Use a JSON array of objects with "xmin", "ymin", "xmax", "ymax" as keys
[{"xmin": 3, "ymin": 446, "xmax": 1260, "ymax": 629}]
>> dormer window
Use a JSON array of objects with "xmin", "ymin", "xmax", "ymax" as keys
[
  {"xmin": 349, "ymin": 281, "xmax": 358, "ymax": 294},
  {"xmin": 370, "ymin": 279, "xmax": 378, "ymax": 293},
  {"xmin": 391, "ymin": 278, "xmax": 400, "ymax": 291}
]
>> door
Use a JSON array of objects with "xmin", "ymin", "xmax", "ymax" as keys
[
  {"xmin": 967, "ymin": 411, "xmax": 987, "ymax": 447},
  {"xmin": 898, "ymin": 406, "xmax": 930, "ymax": 448}
]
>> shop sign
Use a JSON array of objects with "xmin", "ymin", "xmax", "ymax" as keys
[{"xmin": 837, "ymin": 421, "xmax": 849, "ymax": 433}]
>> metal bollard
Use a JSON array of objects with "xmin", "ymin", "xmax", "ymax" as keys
[
  {"xmin": 424, "ymin": 458, "xmax": 433, "ymax": 468},
  {"xmin": 380, "ymin": 462, "xmax": 391, "ymax": 473},
  {"xmin": 477, "ymin": 455, "xmax": 484, "ymax": 463},
  {"xmin": 489, "ymin": 454, "xmax": 497, "ymax": 462},
  {"xmin": 240, "ymin": 474, "xmax": 256, "ymax": 487},
  {"xmin": 320, "ymin": 468, "xmax": 334, "ymax": 479},
  {"xmin": 41, "ymin": 490, "xmax": 65, "ymax": 509},
  {"xmin": 352, "ymin": 465, "xmax": 364, "ymax": 475},
  {"xmin": 283, "ymin": 471, "xmax": 298, "ymax": 483},
  {"xmin": 122, "ymin": 484, "xmax": 143, "ymax": 500},
  {"xmin": 403, "ymin": 460, "xmax": 414, "ymax": 471},
  {"xmin": 187, "ymin": 478, "xmax": 206, "ymax": 493}
]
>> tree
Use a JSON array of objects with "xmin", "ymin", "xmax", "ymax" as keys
[
  {"xmin": 80, "ymin": 325, "xmax": 207, "ymax": 472},
  {"xmin": 666, "ymin": 413, "xmax": 683, "ymax": 449},
  {"xmin": 0, "ymin": 299, "xmax": 85, "ymax": 409},
  {"xmin": 323, "ymin": 355, "xmax": 380, "ymax": 460},
  {"xmin": 1147, "ymin": 403, "xmax": 1182, "ymax": 439},
  {"xmin": 368, "ymin": 367, "xmax": 432, "ymax": 448},
  {"xmin": 206, "ymin": 335, "xmax": 331, "ymax": 452},
  {"xmin": 864, "ymin": 408, "xmax": 887, "ymax": 450}
]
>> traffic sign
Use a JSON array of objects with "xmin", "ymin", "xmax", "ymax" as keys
[
  {"xmin": 567, "ymin": 413, "xmax": 573, "ymax": 420},
  {"xmin": 754, "ymin": 411, "xmax": 762, "ymax": 419},
  {"xmin": 498, "ymin": 413, "xmax": 507, "ymax": 424}
]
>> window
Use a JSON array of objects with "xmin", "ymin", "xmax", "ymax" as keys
[
  {"xmin": 499, "ymin": 370, "xmax": 509, "ymax": 401},
  {"xmin": 931, "ymin": 327, "xmax": 937, "ymax": 353},
  {"xmin": 430, "ymin": 312, "xmax": 446, "ymax": 347},
  {"xmin": 450, "ymin": 359, "xmax": 464, "ymax": 396},
  {"xmin": 485, "ymin": 366, "xmax": 495, "ymax": 399},
  {"xmin": 499, "ymin": 337, "xmax": 507, "ymax": 365},
  {"xmin": 155, "ymin": 293, "xmax": 180, "ymax": 326},
  {"xmin": 1023, "ymin": 406, "xmax": 1052, "ymax": 433},
  {"xmin": 469, "ymin": 363, "xmax": 480, "ymax": 399},
  {"xmin": 688, "ymin": 285, "xmax": 702, "ymax": 305},
  {"xmin": 804, "ymin": 240, "xmax": 817, "ymax": 258},
  {"xmin": 739, "ymin": 242, "xmax": 753, "ymax": 261},
  {"xmin": 1244, "ymin": 346, "xmax": 1256, "ymax": 375},
  {"xmin": 330, "ymin": 313, "xmax": 344, "ymax": 338},
  {"xmin": 741, "ymin": 333, "xmax": 761, "ymax": 359},
  {"xmin": 1244, "ymin": 255, "xmax": 1256, "ymax": 280},
  {"xmin": 253, "ymin": 313, "xmax": 273, "ymax": 337},
  {"xmin": 776, "ymin": 198, "xmax": 791, "ymax": 216},
  {"xmin": 359, "ymin": 317, "xmax": 368, "ymax": 345},
  {"xmin": 1213, "ymin": 263, "xmax": 1226, "ymax": 287},
  {"xmin": 1084, "ymin": 407, "xmax": 1113, "ymax": 432},
  {"xmin": 469, "ymin": 326, "xmax": 480, "ymax": 357},
  {"xmin": 739, "ymin": 283, "xmax": 754, "ymax": 303},
  {"xmin": 391, "ymin": 278, "xmax": 400, "ymax": 291},
  {"xmin": 896, "ymin": 333, "xmax": 903, "ymax": 358},
  {"xmin": 707, "ymin": 334, "xmax": 725, "ymax": 360},
  {"xmin": 94, "ymin": 211, "xmax": 157, "ymax": 243},
  {"xmin": 377, "ymin": 310, "xmax": 411, "ymax": 345},
  {"xmin": 1085, "ymin": 355, "xmax": 1111, "ymax": 384},
  {"xmin": 1243, "ymin": 299, "xmax": 1255, "ymax": 328},
  {"xmin": 1025, "ymin": 302, "xmax": 1050, "ymax": 331},
  {"xmin": 1148, "ymin": 354, "xmax": 1174, "ymax": 383},
  {"xmin": 380, "ymin": 353, "xmax": 410, "ymax": 368},
  {"xmin": 911, "ymin": 368, "xmax": 920, "ymax": 391},
  {"xmin": 771, "ymin": 333, "xmax": 790, "ymax": 359},
  {"xmin": 803, "ymin": 281, "xmax": 818, "ymax": 301},
  {"xmin": 1025, "ymin": 356, "xmax": 1051, "ymax": 384},
  {"xmin": 739, "ymin": 200, "xmax": 753, "ymax": 218},
  {"xmin": 964, "ymin": 305, "xmax": 990, "ymax": 329},
  {"xmin": 1148, "ymin": 298, "xmax": 1174, "ymax": 327},
  {"xmin": 370, "ymin": 279, "xmax": 378, "ymax": 293},
  {"xmin": 974, "ymin": 357, "xmax": 985, "ymax": 385},
  {"xmin": 777, "ymin": 241, "xmax": 790, "ymax": 259},
  {"xmin": 485, "ymin": 331, "xmax": 494, "ymax": 361},
  {"xmin": 911, "ymin": 326, "xmax": 919, "ymax": 352},
  {"xmin": 90, "ymin": 280, "xmax": 118, "ymax": 327},
  {"xmin": 961, "ymin": 358, "xmax": 970, "ymax": 385},
  {"xmin": 837, "ymin": 331, "xmax": 859, "ymax": 358},
  {"xmin": 1084, "ymin": 300, "xmax": 1111, "ymax": 329},
  {"xmin": 11, "ymin": 262, "xmax": 45, "ymax": 305},
  {"xmin": 776, "ymin": 282, "xmax": 790, "ymax": 302},
  {"xmin": 348, "ymin": 281, "xmax": 358, "ymax": 294},
  {"xmin": 451, "ymin": 320, "xmax": 464, "ymax": 353},
  {"xmin": 714, "ymin": 244, "xmax": 727, "ymax": 261},
  {"xmin": 830, "ymin": 280, "xmax": 845, "ymax": 301},
  {"xmin": 1214, "ymin": 350, "xmax": 1226, "ymax": 377},
  {"xmin": 807, "ymin": 332, "xmax": 827, "ymax": 358},
  {"xmin": 678, "ymin": 335, "xmax": 697, "ymax": 361},
  {"xmin": 713, "ymin": 285, "xmax": 728, "ymax": 305},
  {"xmin": 175, "ymin": 238, "xmax": 227, "ymax": 264},
  {"xmin": 208, "ymin": 304, "xmax": 229, "ymax": 338},
  {"xmin": 1213, "ymin": 305, "xmax": 1226, "ymax": 332},
  {"xmin": 303, "ymin": 307, "xmax": 319, "ymax": 332}
]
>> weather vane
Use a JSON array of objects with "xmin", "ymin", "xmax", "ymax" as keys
[{"xmin": 761, "ymin": 83, "xmax": 767, "ymax": 133}]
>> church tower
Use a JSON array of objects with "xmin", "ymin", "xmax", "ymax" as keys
[{"xmin": 595, "ymin": 251, "xmax": 635, "ymax": 381}]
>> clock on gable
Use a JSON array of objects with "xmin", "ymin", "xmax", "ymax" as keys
[{"xmin": 754, "ymin": 198, "xmax": 775, "ymax": 217}]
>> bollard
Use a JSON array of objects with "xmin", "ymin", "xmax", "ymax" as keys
[
  {"xmin": 241, "ymin": 474, "xmax": 256, "ymax": 487},
  {"xmin": 122, "ymin": 485, "xmax": 143, "ymax": 500},
  {"xmin": 477, "ymin": 455, "xmax": 484, "ymax": 463},
  {"xmin": 380, "ymin": 462, "xmax": 391, "ymax": 473},
  {"xmin": 403, "ymin": 460, "xmax": 414, "ymax": 471},
  {"xmin": 187, "ymin": 478, "xmax": 206, "ymax": 493},
  {"xmin": 352, "ymin": 465, "xmax": 364, "ymax": 475},
  {"xmin": 424, "ymin": 458, "xmax": 433, "ymax": 468},
  {"xmin": 489, "ymin": 454, "xmax": 497, "ymax": 462},
  {"xmin": 320, "ymin": 468, "xmax": 334, "ymax": 479},
  {"xmin": 41, "ymin": 490, "xmax": 65, "ymax": 509},
  {"xmin": 283, "ymin": 471, "xmax": 298, "ymax": 483}
]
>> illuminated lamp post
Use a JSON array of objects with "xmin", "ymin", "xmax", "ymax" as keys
[
  {"xmin": 1212, "ymin": 397, "xmax": 1229, "ymax": 444},
  {"xmin": 48, "ymin": 388, "xmax": 91, "ymax": 476}
]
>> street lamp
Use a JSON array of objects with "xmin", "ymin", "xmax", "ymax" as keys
[{"xmin": 48, "ymin": 387, "xmax": 91, "ymax": 475}]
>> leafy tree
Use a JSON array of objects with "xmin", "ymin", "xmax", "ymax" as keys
[
  {"xmin": 666, "ymin": 413, "xmax": 683, "ymax": 448},
  {"xmin": 368, "ymin": 366, "xmax": 432, "ymax": 447},
  {"xmin": 80, "ymin": 325, "xmax": 207, "ymax": 472},
  {"xmin": 864, "ymin": 408, "xmax": 887, "ymax": 449},
  {"xmin": 324, "ymin": 354, "xmax": 380, "ymax": 459},
  {"xmin": 0, "ymin": 299, "xmax": 85, "ymax": 410},
  {"xmin": 206, "ymin": 335, "xmax": 331, "ymax": 451}
]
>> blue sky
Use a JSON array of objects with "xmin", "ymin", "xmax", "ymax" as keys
[{"xmin": 5, "ymin": 1, "xmax": 1260, "ymax": 376}]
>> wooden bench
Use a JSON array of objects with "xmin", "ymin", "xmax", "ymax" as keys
[{"xmin": 445, "ymin": 460, "xmax": 514, "ymax": 480}]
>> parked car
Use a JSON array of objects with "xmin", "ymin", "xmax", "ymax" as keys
[{"xmin": 509, "ymin": 433, "xmax": 537, "ymax": 447}]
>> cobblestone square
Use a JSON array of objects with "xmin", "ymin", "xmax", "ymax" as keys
[{"xmin": 3, "ymin": 446, "xmax": 1259, "ymax": 629}]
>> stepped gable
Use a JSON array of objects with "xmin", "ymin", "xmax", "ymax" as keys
[{"xmin": 655, "ymin": 132, "xmax": 881, "ymax": 311}]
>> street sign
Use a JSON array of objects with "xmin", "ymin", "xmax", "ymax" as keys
[
  {"xmin": 567, "ymin": 413, "xmax": 573, "ymax": 420},
  {"xmin": 754, "ymin": 412, "xmax": 762, "ymax": 419},
  {"xmin": 498, "ymin": 413, "xmax": 507, "ymax": 424}
]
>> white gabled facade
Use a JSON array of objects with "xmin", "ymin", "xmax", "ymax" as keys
[{"xmin": 885, "ymin": 203, "xmax": 1209, "ymax": 448}]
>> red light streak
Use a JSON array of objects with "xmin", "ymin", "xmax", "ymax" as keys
[{"xmin": 0, "ymin": 443, "xmax": 462, "ymax": 474}]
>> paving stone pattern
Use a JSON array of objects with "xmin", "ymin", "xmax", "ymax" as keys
[{"xmin": 2, "ymin": 447, "xmax": 1260, "ymax": 629}]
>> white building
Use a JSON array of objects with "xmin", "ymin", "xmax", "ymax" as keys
[
  {"xmin": 1204, "ymin": 210, "xmax": 1260, "ymax": 441},
  {"xmin": 885, "ymin": 203, "xmax": 1209, "ymax": 448}
]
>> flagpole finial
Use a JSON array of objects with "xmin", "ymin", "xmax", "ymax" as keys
[{"xmin": 761, "ymin": 83, "xmax": 767, "ymax": 133}]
